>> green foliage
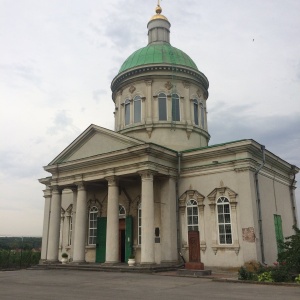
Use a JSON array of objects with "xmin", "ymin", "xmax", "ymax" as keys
[
  {"xmin": 238, "ymin": 267, "xmax": 257, "ymax": 280},
  {"xmin": 0, "ymin": 250, "xmax": 40, "ymax": 269},
  {"xmin": 295, "ymin": 274, "xmax": 300, "ymax": 284},
  {"xmin": 0, "ymin": 237, "xmax": 42, "ymax": 250},
  {"xmin": 258, "ymin": 271, "xmax": 273, "ymax": 282},
  {"xmin": 61, "ymin": 253, "xmax": 68, "ymax": 258},
  {"xmin": 278, "ymin": 226, "xmax": 300, "ymax": 272}
]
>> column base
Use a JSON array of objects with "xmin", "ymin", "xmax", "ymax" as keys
[
  {"xmin": 71, "ymin": 260, "xmax": 86, "ymax": 264},
  {"xmin": 104, "ymin": 261, "xmax": 120, "ymax": 266},
  {"xmin": 140, "ymin": 262, "xmax": 156, "ymax": 267},
  {"xmin": 185, "ymin": 262, "xmax": 204, "ymax": 270}
]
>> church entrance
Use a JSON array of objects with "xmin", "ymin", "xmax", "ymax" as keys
[{"xmin": 188, "ymin": 230, "xmax": 200, "ymax": 262}]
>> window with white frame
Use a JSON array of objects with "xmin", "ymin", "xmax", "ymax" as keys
[
  {"xmin": 125, "ymin": 99, "xmax": 130, "ymax": 125},
  {"xmin": 119, "ymin": 204, "xmax": 126, "ymax": 218},
  {"xmin": 138, "ymin": 203, "xmax": 142, "ymax": 245},
  {"xmin": 88, "ymin": 206, "xmax": 98, "ymax": 245},
  {"xmin": 200, "ymin": 102, "xmax": 205, "ymax": 128},
  {"xmin": 186, "ymin": 199, "xmax": 199, "ymax": 231},
  {"xmin": 193, "ymin": 99, "xmax": 199, "ymax": 125},
  {"xmin": 68, "ymin": 214, "xmax": 72, "ymax": 246},
  {"xmin": 217, "ymin": 197, "xmax": 232, "ymax": 244},
  {"xmin": 171, "ymin": 93, "xmax": 180, "ymax": 121},
  {"xmin": 134, "ymin": 95, "xmax": 141, "ymax": 123},
  {"xmin": 158, "ymin": 93, "xmax": 167, "ymax": 120}
]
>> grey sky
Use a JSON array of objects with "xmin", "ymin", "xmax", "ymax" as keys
[{"xmin": 0, "ymin": 0, "xmax": 299, "ymax": 236}]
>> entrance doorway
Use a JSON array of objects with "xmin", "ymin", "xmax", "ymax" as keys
[
  {"xmin": 188, "ymin": 230, "xmax": 200, "ymax": 262},
  {"xmin": 119, "ymin": 219, "xmax": 126, "ymax": 262}
]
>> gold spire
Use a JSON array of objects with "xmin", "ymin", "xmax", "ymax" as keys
[{"xmin": 150, "ymin": 1, "xmax": 168, "ymax": 21}]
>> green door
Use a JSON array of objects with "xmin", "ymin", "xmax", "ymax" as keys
[
  {"xmin": 96, "ymin": 217, "xmax": 107, "ymax": 263},
  {"xmin": 125, "ymin": 216, "xmax": 133, "ymax": 262},
  {"xmin": 274, "ymin": 214, "xmax": 284, "ymax": 254}
]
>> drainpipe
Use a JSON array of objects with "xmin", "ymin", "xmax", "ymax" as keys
[
  {"xmin": 254, "ymin": 145, "xmax": 266, "ymax": 264},
  {"xmin": 176, "ymin": 152, "xmax": 182, "ymax": 262},
  {"xmin": 289, "ymin": 165, "xmax": 298, "ymax": 227}
]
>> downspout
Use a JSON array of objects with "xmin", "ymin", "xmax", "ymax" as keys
[
  {"xmin": 254, "ymin": 145, "xmax": 266, "ymax": 264},
  {"xmin": 176, "ymin": 152, "xmax": 182, "ymax": 263},
  {"xmin": 289, "ymin": 165, "xmax": 298, "ymax": 227}
]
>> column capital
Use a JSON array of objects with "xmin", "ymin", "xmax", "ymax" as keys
[
  {"xmin": 139, "ymin": 170, "xmax": 157, "ymax": 180},
  {"xmin": 75, "ymin": 182, "xmax": 86, "ymax": 191},
  {"xmin": 105, "ymin": 176, "xmax": 119, "ymax": 186},
  {"xmin": 145, "ymin": 80, "xmax": 153, "ymax": 86},
  {"xmin": 51, "ymin": 185, "xmax": 63, "ymax": 194}
]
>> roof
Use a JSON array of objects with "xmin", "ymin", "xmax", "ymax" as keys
[{"xmin": 118, "ymin": 43, "xmax": 199, "ymax": 74}]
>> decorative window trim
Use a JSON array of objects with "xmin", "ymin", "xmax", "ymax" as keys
[
  {"xmin": 207, "ymin": 184, "xmax": 240, "ymax": 255},
  {"xmin": 179, "ymin": 190, "xmax": 206, "ymax": 253}
]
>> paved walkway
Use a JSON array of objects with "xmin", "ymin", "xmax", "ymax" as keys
[{"xmin": 0, "ymin": 269, "xmax": 299, "ymax": 300}]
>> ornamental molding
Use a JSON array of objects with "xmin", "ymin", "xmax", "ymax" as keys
[
  {"xmin": 182, "ymin": 81, "xmax": 190, "ymax": 88},
  {"xmin": 207, "ymin": 186, "xmax": 238, "ymax": 204},
  {"xmin": 196, "ymin": 88, "xmax": 202, "ymax": 98},
  {"xmin": 129, "ymin": 85, "xmax": 136, "ymax": 94},
  {"xmin": 179, "ymin": 189, "xmax": 205, "ymax": 208},
  {"xmin": 164, "ymin": 81, "xmax": 173, "ymax": 90}
]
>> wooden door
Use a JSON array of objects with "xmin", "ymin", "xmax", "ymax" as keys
[
  {"xmin": 119, "ymin": 219, "xmax": 125, "ymax": 262},
  {"xmin": 188, "ymin": 230, "xmax": 200, "ymax": 263}
]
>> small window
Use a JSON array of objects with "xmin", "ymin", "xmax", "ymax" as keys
[
  {"xmin": 138, "ymin": 203, "xmax": 142, "ymax": 245},
  {"xmin": 125, "ymin": 99, "xmax": 130, "ymax": 125},
  {"xmin": 200, "ymin": 103, "xmax": 205, "ymax": 128},
  {"xmin": 119, "ymin": 204, "xmax": 126, "ymax": 218},
  {"xmin": 88, "ymin": 206, "xmax": 98, "ymax": 245},
  {"xmin": 193, "ymin": 99, "xmax": 199, "ymax": 125},
  {"xmin": 158, "ymin": 93, "xmax": 167, "ymax": 120},
  {"xmin": 187, "ymin": 199, "xmax": 199, "ymax": 231},
  {"xmin": 134, "ymin": 96, "xmax": 141, "ymax": 123},
  {"xmin": 217, "ymin": 197, "xmax": 232, "ymax": 244},
  {"xmin": 171, "ymin": 94, "xmax": 180, "ymax": 121}
]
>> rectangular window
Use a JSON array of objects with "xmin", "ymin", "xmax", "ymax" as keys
[
  {"xmin": 194, "ymin": 102, "xmax": 199, "ymax": 125},
  {"xmin": 158, "ymin": 96, "xmax": 167, "ymax": 120},
  {"xmin": 172, "ymin": 95, "xmax": 180, "ymax": 121},
  {"xmin": 68, "ymin": 216, "xmax": 72, "ymax": 246},
  {"xmin": 125, "ymin": 103, "xmax": 130, "ymax": 125},
  {"xmin": 134, "ymin": 98, "xmax": 141, "ymax": 123}
]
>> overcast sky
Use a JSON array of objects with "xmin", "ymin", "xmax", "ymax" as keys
[{"xmin": 0, "ymin": 0, "xmax": 299, "ymax": 236}]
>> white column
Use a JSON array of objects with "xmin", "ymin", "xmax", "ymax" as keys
[
  {"xmin": 105, "ymin": 176, "xmax": 119, "ymax": 263},
  {"xmin": 47, "ymin": 186, "xmax": 62, "ymax": 262},
  {"xmin": 40, "ymin": 187, "xmax": 51, "ymax": 261},
  {"xmin": 140, "ymin": 171, "xmax": 155, "ymax": 264},
  {"xmin": 70, "ymin": 188, "xmax": 77, "ymax": 260},
  {"xmin": 161, "ymin": 177, "xmax": 177, "ymax": 262},
  {"xmin": 73, "ymin": 183, "xmax": 87, "ymax": 263}
]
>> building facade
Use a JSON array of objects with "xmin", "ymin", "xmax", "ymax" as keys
[{"xmin": 39, "ymin": 4, "xmax": 298, "ymax": 268}]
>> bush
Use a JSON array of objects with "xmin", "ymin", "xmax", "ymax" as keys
[
  {"xmin": 278, "ymin": 226, "xmax": 300, "ymax": 273},
  {"xmin": 258, "ymin": 271, "xmax": 273, "ymax": 282}
]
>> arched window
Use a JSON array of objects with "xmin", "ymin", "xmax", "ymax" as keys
[
  {"xmin": 193, "ymin": 99, "xmax": 199, "ymax": 125},
  {"xmin": 186, "ymin": 199, "xmax": 199, "ymax": 231},
  {"xmin": 200, "ymin": 103, "xmax": 205, "ymax": 128},
  {"xmin": 217, "ymin": 197, "xmax": 232, "ymax": 244},
  {"xmin": 88, "ymin": 206, "xmax": 98, "ymax": 245},
  {"xmin": 119, "ymin": 204, "xmax": 126, "ymax": 218},
  {"xmin": 134, "ymin": 96, "xmax": 141, "ymax": 123},
  {"xmin": 158, "ymin": 93, "xmax": 167, "ymax": 120},
  {"xmin": 125, "ymin": 99, "xmax": 130, "ymax": 125},
  {"xmin": 138, "ymin": 203, "xmax": 142, "ymax": 245},
  {"xmin": 171, "ymin": 93, "xmax": 180, "ymax": 121}
]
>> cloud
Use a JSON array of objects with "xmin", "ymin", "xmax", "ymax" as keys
[
  {"xmin": 47, "ymin": 110, "xmax": 79, "ymax": 135},
  {"xmin": 93, "ymin": 89, "xmax": 107, "ymax": 103}
]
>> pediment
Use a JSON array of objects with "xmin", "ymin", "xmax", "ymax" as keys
[{"xmin": 49, "ymin": 124, "xmax": 144, "ymax": 165}]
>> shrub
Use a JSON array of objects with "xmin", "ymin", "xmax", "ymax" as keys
[
  {"xmin": 295, "ymin": 274, "xmax": 300, "ymax": 284},
  {"xmin": 258, "ymin": 271, "xmax": 273, "ymax": 282},
  {"xmin": 278, "ymin": 226, "xmax": 300, "ymax": 273}
]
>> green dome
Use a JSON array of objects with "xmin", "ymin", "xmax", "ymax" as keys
[{"xmin": 119, "ymin": 44, "xmax": 198, "ymax": 73}]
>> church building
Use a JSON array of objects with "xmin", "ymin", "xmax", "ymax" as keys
[{"xmin": 39, "ymin": 4, "xmax": 298, "ymax": 268}]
